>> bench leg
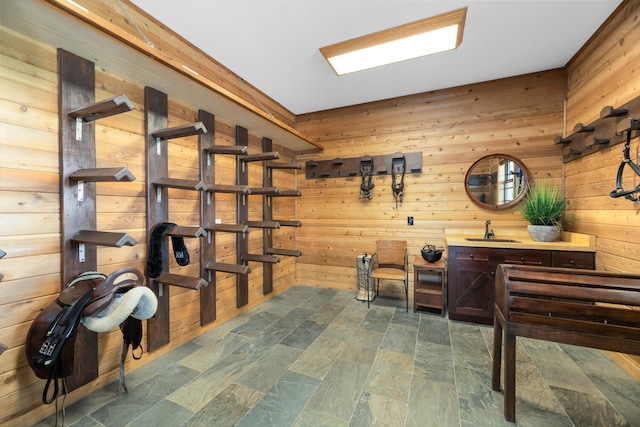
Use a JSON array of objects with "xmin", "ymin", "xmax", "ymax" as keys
[
  {"xmin": 491, "ymin": 317, "xmax": 503, "ymax": 391},
  {"xmin": 504, "ymin": 333, "xmax": 516, "ymax": 422}
]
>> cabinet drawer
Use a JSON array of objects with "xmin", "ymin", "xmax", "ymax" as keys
[
  {"xmin": 552, "ymin": 251, "xmax": 594, "ymax": 269},
  {"xmin": 454, "ymin": 247, "xmax": 493, "ymax": 263},
  {"xmin": 415, "ymin": 290, "xmax": 442, "ymax": 307},
  {"xmin": 496, "ymin": 249, "xmax": 551, "ymax": 266}
]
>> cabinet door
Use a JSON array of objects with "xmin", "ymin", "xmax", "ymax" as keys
[
  {"xmin": 448, "ymin": 247, "xmax": 495, "ymax": 324},
  {"xmin": 496, "ymin": 249, "xmax": 551, "ymax": 266},
  {"xmin": 552, "ymin": 251, "xmax": 595, "ymax": 269}
]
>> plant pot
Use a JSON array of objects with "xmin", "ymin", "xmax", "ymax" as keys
[{"xmin": 527, "ymin": 225, "xmax": 561, "ymax": 242}]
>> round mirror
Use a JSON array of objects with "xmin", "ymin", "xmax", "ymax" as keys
[{"xmin": 464, "ymin": 154, "xmax": 530, "ymax": 210}]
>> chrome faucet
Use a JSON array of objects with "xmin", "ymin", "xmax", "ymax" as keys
[{"xmin": 484, "ymin": 220, "xmax": 495, "ymax": 239}]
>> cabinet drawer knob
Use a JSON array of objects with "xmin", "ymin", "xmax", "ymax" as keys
[
  {"xmin": 569, "ymin": 259, "xmax": 575, "ymax": 264},
  {"xmin": 520, "ymin": 257, "xmax": 525, "ymax": 262},
  {"xmin": 469, "ymin": 254, "xmax": 474, "ymax": 259}
]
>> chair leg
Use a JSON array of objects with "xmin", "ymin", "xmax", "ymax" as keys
[
  {"xmin": 504, "ymin": 333, "xmax": 517, "ymax": 422},
  {"xmin": 492, "ymin": 318, "xmax": 503, "ymax": 392},
  {"xmin": 404, "ymin": 281, "xmax": 408, "ymax": 312}
]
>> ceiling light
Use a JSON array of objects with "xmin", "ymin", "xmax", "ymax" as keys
[{"xmin": 320, "ymin": 7, "xmax": 467, "ymax": 75}]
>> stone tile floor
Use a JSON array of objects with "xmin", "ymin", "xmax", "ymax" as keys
[{"xmin": 38, "ymin": 285, "xmax": 639, "ymax": 426}]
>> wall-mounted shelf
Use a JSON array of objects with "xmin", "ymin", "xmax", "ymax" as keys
[
  {"xmin": 151, "ymin": 122, "xmax": 207, "ymax": 140},
  {"xmin": 239, "ymin": 152, "xmax": 279, "ymax": 162},
  {"xmin": 204, "ymin": 184, "xmax": 251, "ymax": 194},
  {"xmin": 557, "ymin": 96, "xmax": 640, "ymax": 163},
  {"xmin": 72, "ymin": 230, "xmax": 137, "ymax": 247},
  {"xmin": 145, "ymin": 86, "xmax": 210, "ymax": 351},
  {"xmin": 305, "ymin": 152, "xmax": 422, "ymax": 179},
  {"xmin": 153, "ymin": 272, "xmax": 207, "ymax": 290},
  {"xmin": 69, "ymin": 167, "xmax": 135, "ymax": 182},
  {"xmin": 68, "ymin": 94, "xmax": 133, "ymax": 122},
  {"xmin": 58, "ymin": 49, "xmax": 137, "ymax": 391}
]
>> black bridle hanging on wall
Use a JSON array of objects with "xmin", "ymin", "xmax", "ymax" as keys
[
  {"xmin": 359, "ymin": 157, "xmax": 374, "ymax": 200},
  {"xmin": 392, "ymin": 154, "xmax": 406, "ymax": 208},
  {"xmin": 610, "ymin": 119, "xmax": 640, "ymax": 201}
]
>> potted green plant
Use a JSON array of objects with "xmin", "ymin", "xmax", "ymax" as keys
[{"xmin": 520, "ymin": 180, "xmax": 565, "ymax": 242}]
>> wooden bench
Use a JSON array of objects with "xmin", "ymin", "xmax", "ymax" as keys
[{"xmin": 492, "ymin": 264, "xmax": 640, "ymax": 422}]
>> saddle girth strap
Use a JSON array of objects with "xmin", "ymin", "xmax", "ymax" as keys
[{"xmin": 117, "ymin": 316, "xmax": 143, "ymax": 395}]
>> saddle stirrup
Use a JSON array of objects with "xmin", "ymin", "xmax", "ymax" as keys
[{"xmin": 610, "ymin": 126, "xmax": 640, "ymax": 201}]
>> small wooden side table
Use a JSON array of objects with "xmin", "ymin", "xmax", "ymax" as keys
[{"xmin": 413, "ymin": 257, "xmax": 446, "ymax": 316}]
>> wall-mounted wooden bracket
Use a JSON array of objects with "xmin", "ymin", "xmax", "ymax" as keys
[
  {"xmin": 553, "ymin": 136, "xmax": 572, "ymax": 145},
  {"xmin": 151, "ymin": 122, "xmax": 207, "ymax": 140},
  {"xmin": 68, "ymin": 94, "xmax": 133, "ymax": 122},
  {"xmin": 204, "ymin": 261, "xmax": 250, "ymax": 275},
  {"xmin": 272, "ymin": 190, "xmax": 301, "ymax": 197},
  {"xmin": 600, "ymin": 106, "xmax": 629, "ymax": 118},
  {"xmin": 204, "ymin": 145, "xmax": 248, "ymax": 155},
  {"xmin": 205, "ymin": 223, "xmax": 250, "ymax": 233},
  {"xmin": 72, "ymin": 230, "xmax": 136, "ymax": 247},
  {"xmin": 585, "ymin": 136, "xmax": 611, "ymax": 149},
  {"xmin": 239, "ymin": 152, "xmax": 279, "ymax": 162},
  {"xmin": 267, "ymin": 162, "xmax": 302, "ymax": 170},
  {"xmin": 267, "ymin": 248, "xmax": 302, "ymax": 257},
  {"xmin": 243, "ymin": 253, "xmax": 281, "ymax": 264},
  {"xmin": 153, "ymin": 273, "xmax": 207, "ymax": 290},
  {"xmin": 250, "ymin": 187, "xmax": 280, "ymax": 195},
  {"xmin": 58, "ymin": 49, "xmax": 137, "ymax": 391},
  {"xmin": 573, "ymin": 123, "xmax": 595, "ymax": 133},
  {"xmin": 618, "ymin": 118, "xmax": 640, "ymax": 133},
  {"xmin": 274, "ymin": 220, "xmax": 301, "ymax": 227},
  {"xmin": 305, "ymin": 152, "xmax": 422, "ymax": 179},
  {"xmin": 246, "ymin": 220, "xmax": 280, "ymax": 229},
  {"xmin": 564, "ymin": 147, "xmax": 583, "ymax": 160},
  {"xmin": 204, "ymin": 184, "xmax": 251, "ymax": 194},
  {"xmin": 557, "ymin": 96, "xmax": 640, "ymax": 163}
]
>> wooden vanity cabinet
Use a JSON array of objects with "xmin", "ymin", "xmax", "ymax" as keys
[
  {"xmin": 447, "ymin": 246, "xmax": 594, "ymax": 325},
  {"xmin": 447, "ymin": 247, "xmax": 495, "ymax": 324}
]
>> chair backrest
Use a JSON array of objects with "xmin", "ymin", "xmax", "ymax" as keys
[{"xmin": 376, "ymin": 240, "xmax": 406, "ymax": 269}]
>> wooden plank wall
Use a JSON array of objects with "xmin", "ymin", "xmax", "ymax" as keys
[
  {"xmin": 0, "ymin": 26, "xmax": 298, "ymax": 426},
  {"xmin": 295, "ymin": 70, "xmax": 566, "ymax": 295},
  {"xmin": 563, "ymin": 0, "xmax": 640, "ymax": 379}
]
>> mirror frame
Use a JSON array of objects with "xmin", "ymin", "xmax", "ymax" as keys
[{"xmin": 464, "ymin": 154, "xmax": 530, "ymax": 210}]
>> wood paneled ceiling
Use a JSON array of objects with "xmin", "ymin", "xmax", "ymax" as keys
[{"xmin": 131, "ymin": 1, "xmax": 621, "ymax": 115}]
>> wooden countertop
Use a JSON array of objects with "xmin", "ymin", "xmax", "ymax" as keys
[{"xmin": 444, "ymin": 228, "xmax": 596, "ymax": 252}]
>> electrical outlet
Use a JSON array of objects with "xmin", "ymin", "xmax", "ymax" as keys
[
  {"xmin": 215, "ymin": 218, "xmax": 222, "ymax": 224},
  {"xmin": 407, "ymin": 216, "xmax": 414, "ymax": 226}
]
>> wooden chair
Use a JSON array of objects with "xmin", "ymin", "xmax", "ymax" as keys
[{"xmin": 369, "ymin": 240, "xmax": 409, "ymax": 312}]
